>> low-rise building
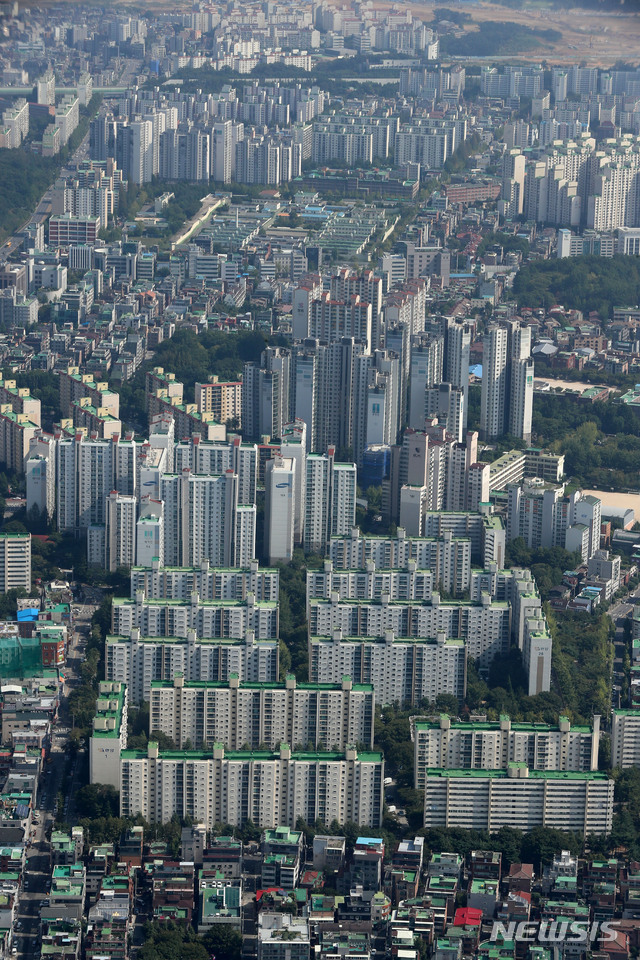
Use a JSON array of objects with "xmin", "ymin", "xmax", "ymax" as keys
[{"xmin": 198, "ymin": 873, "xmax": 242, "ymax": 931}]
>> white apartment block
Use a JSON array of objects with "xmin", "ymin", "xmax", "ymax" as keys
[
  {"xmin": 104, "ymin": 491, "xmax": 137, "ymax": 571},
  {"xmin": 112, "ymin": 592, "xmax": 278, "ymax": 640},
  {"xmin": 523, "ymin": 613, "xmax": 553, "ymax": 696},
  {"xmin": 265, "ymin": 457, "xmax": 295, "ymax": 563},
  {"xmin": 309, "ymin": 631, "xmax": 466, "ymax": 706},
  {"xmin": 611, "ymin": 710, "xmax": 640, "ymax": 768},
  {"xmin": 160, "ymin": 471, "xmax": 255, "ymax": 568},
  {"xmin": 89, "ymin": 682, "xmax": 128, "ymax": 790},
  {"xmin": 53, "ymin": 434, "xmax": 150, "ymax": 534},
  {"xmin": 105, "ymin": 629, "xmax": 279, "ymax": 705},
  {"xmin": 304, "ymin": 452, "xmax": 356, "ymax": 556},
  {"xmin": 469, "ymin": 564, "xmax": 552, "ymax": 696},
  {"xmin": 307, "ymin": 559, "xmax": 436, "ymax": 605},
  {"xmin": 149, "ymin": 674, "xmax": 374, "ymax": 751},
  {"xmin": 507, "ymin": 481, "xmax": 601, "ymax": 559},
  {"xmin": 172, "ymin": 438, "xmax": 258, "ymax": 503},
  {"xmin": 308, "ymin": 594, "xmax": 510, "ymax": 669},
  {"xmin": 54, "ymin": 96, "xmax": 79, "ymax": 146},
  {"xmin": 129, "ymin": 558, "xmax": 279, "ymax": 602},
  {"xmin": 0, "ymin": 533, "xmax": 31, "ymax": 592},
  {"xmin": 328, "ymin": 528, "xmax": 473, "ymax": 596},
  {"xmin": 308, "ymin": 294, "xmax": 373, "ymax": 352},
  {"xmin": 1, "ymin": 98, "xmax": 29, "ymax": 148},
  {"xmin": 120, "ymin": 742, "xmax": 384, "ymax": 829},
  {"xmin": 136, "ymin": 500, "xmax": 164, "ymax": 567},
  {"xmin": 412, "ymin": 715, "xmax": 600, "ymax": 791},
  {"xmin": 423, "ymin": 766, "xmax": 613, "ymax": 835},
  {"xmin": 26, "ymin": 447, "xmax": 56, "ymax": 523}
]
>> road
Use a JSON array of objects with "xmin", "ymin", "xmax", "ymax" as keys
[
  {"xmin": 14, "ymin": 599, "xmax": 97, "ymax": 960},
  {"xmin": 607, "ymin": 585, "xmax": 640, "ymax": 711},
  {"xmin": 0, "ymin": 129, "xmax": 91, "ymax": 261}
]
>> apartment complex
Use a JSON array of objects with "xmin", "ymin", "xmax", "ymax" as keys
[
  {"xmin": 423, "ymin": 766, "xmax": 613, "ymax": 834},
  {"xmin": 148, "ymin": 674, "xmax": 374, "ymax": 751},
  {"xmin": 120, "ymin": 743, "xmax": 384, "ymax": 829},
  {"xmin": 129, "ymin": 558, "xmax": 279, "ymax": 603},
  {"xmin": 412, "ymin": 714, "xmax": 600, "ymax": 790},
  {"xmin": 195, "ymin": 377, "xmax": 242, "ymax": 427},
  {"xmin": 329, "ymin": 520, "xmax": 504, "ymax": 572},
  {"xmin": 611, "ymin": 710, "xmax": 640, "ymax": 768},
  {"xmin": 480, "ymin": 320, "xmax": 534, "ymax": 444},
  {"xmin": 309, "ymin": 631, "xmax": 466, "ymax": 706},
  {"xmin": 111, "ymin": 593, "xmax": 279, "ymax": 641},
  {"xmin": 308, "ymin": 595, "xmax": 510, "ymax": 668},
  {"xmin": 105, "ymin": 629, "xmax": 279, "ymax": 704},
  {"xmin": 507, "ymin": 481, "xmax": 602, "ymax": 560}
]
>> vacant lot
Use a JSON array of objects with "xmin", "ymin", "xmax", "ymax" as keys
[{"xmin": 374, "ymin": 0, "xmax": 640, "ymax": 66}]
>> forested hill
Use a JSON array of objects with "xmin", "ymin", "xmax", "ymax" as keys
[{"xmin": 513, "ymin": 255, "xmax": 640, "ymax": 321}]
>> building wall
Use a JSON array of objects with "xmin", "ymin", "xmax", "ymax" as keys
[
  {"xmin": 120, "ymin": 745, "xmax": 384, "ymax": 829},
  {"xmin": 423, "ymin": 768, "xmax": 613, "ymax": 834}
]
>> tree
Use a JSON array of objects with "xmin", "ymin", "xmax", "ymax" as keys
[
  {"xmin": 149, "ymin": 730, "xmax": 177, "ymax": 751},
  {"xmin": 138, "ymin": 922, "xmax": 208, "ymax": 960},
  {"xmin": 74, "ymin": 784, "xmax": 120, "ymax": 819},
  {"xmin": 520, "ymin": 827, "xmax": 581, "ymax": 871},
  {"xmin": 202, "ymin": 926, "xmax": 242, "ymax": 960}
]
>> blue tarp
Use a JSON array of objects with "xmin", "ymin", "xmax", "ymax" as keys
[{"xmin": 16, "ymin": 608, "xmax": 39, "ymax": 622}]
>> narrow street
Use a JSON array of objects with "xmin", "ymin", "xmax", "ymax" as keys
[{"xmin": 14, "ymin": 598, "xmax": 98, "ymax": 959}]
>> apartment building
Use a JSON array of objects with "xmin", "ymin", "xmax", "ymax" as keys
[
  {"xmin": 507, "ymin": 481, "xmax": 601, "ymax": 560},
  {"xmin": 308, "ymin": 594, "xmax": 510, "ymax": 669},
  {"xmin": 412, "ymin": 715, "xmax": 600, "ymax": 790},
  {"xmin": 48, "ymin": 214, "xmax": 100, "ymax": 246},
  {"xmin": 304, "ymin": 451, "xmax": 357, "ymax": 555},
  {"xmin": 71, "ymin": 398, "xmax": 122, "ymax": 440},
  {"xmin": 423, "ymin": 766, "xmax": 613, "ymax": 835},
  {"xmin": 105, "ymin": 628, "xmax": 279, "ymax": 704},
  {"xmin": 112, "ymin": 592, "xmax": 279, "ymax": 641},
  {"xmin": 129, "ymin": 558, "xmax": 279, "ymax": 602},
  {"xmin": 149, "ymin": 391, "xmax": 226, "ymax": 443},
  {"xmin": 120, "ymin": 742, "xmax": 384, "ymax": 829},
  {"xmin": 146, "ymin": 367, "xmax": 183, "ymax": 414},
  {"xmin": 480, "ymin": 321, "xmax": 533, "ymax": 444},
  {"xmin": 309, "ymin": 631, "xmax": 466, "ymax": 706},
  {"xmin": 330, "ymin": 527, "xmax": 478, "ymax": 568},
  {"xmin": 159, "ymin": 471, "xmax": 255, "ymax": 568},
  {"xmin": 0, "ymin": 407, "xmax": 39, "ymax": 475},
  {"xmin": 89, "ymin": 682, "xmax": 128, "ymax": 789},
  {"xmin": 58, "ymin": 367, "xmax": 119, "ymax": 419},
  {"xmin": 327, "ymin": 532, "xmax": 471, "ymax": 597},
  {"xmin": 195, "ymin": 377, "xmax": 242, "ymax": 427},
  {"xmin": 307, "ymin": 559, "xmax": 437, "ymax": 604},
  {"xmin": 611, "ymin": 710, "xmax": 640, "ymax": 768},
  {"xmin": 0, "ymin": 533, "xmax": 31, "ymax": 592},
  {"xmin": 0, "ymin": 379, "xmax": 41, "ymax": 426},
  {"xmin": 148, "ymin": 674, "xmax": 374, "ymax": 750},
  {"xmin": 488, "ymin": 448, "xmax": 565, "ymax": 492},
  {"xmin": 265, "ymin": 457, "xmax": 295, "ymax": 563},
  {"xmin": 103, "ymin": 492, "xmax": 136, "ymax": 571},
  {"xmin": 172, "ymin": 436, "xmax": 258, "ymax": 507}
]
